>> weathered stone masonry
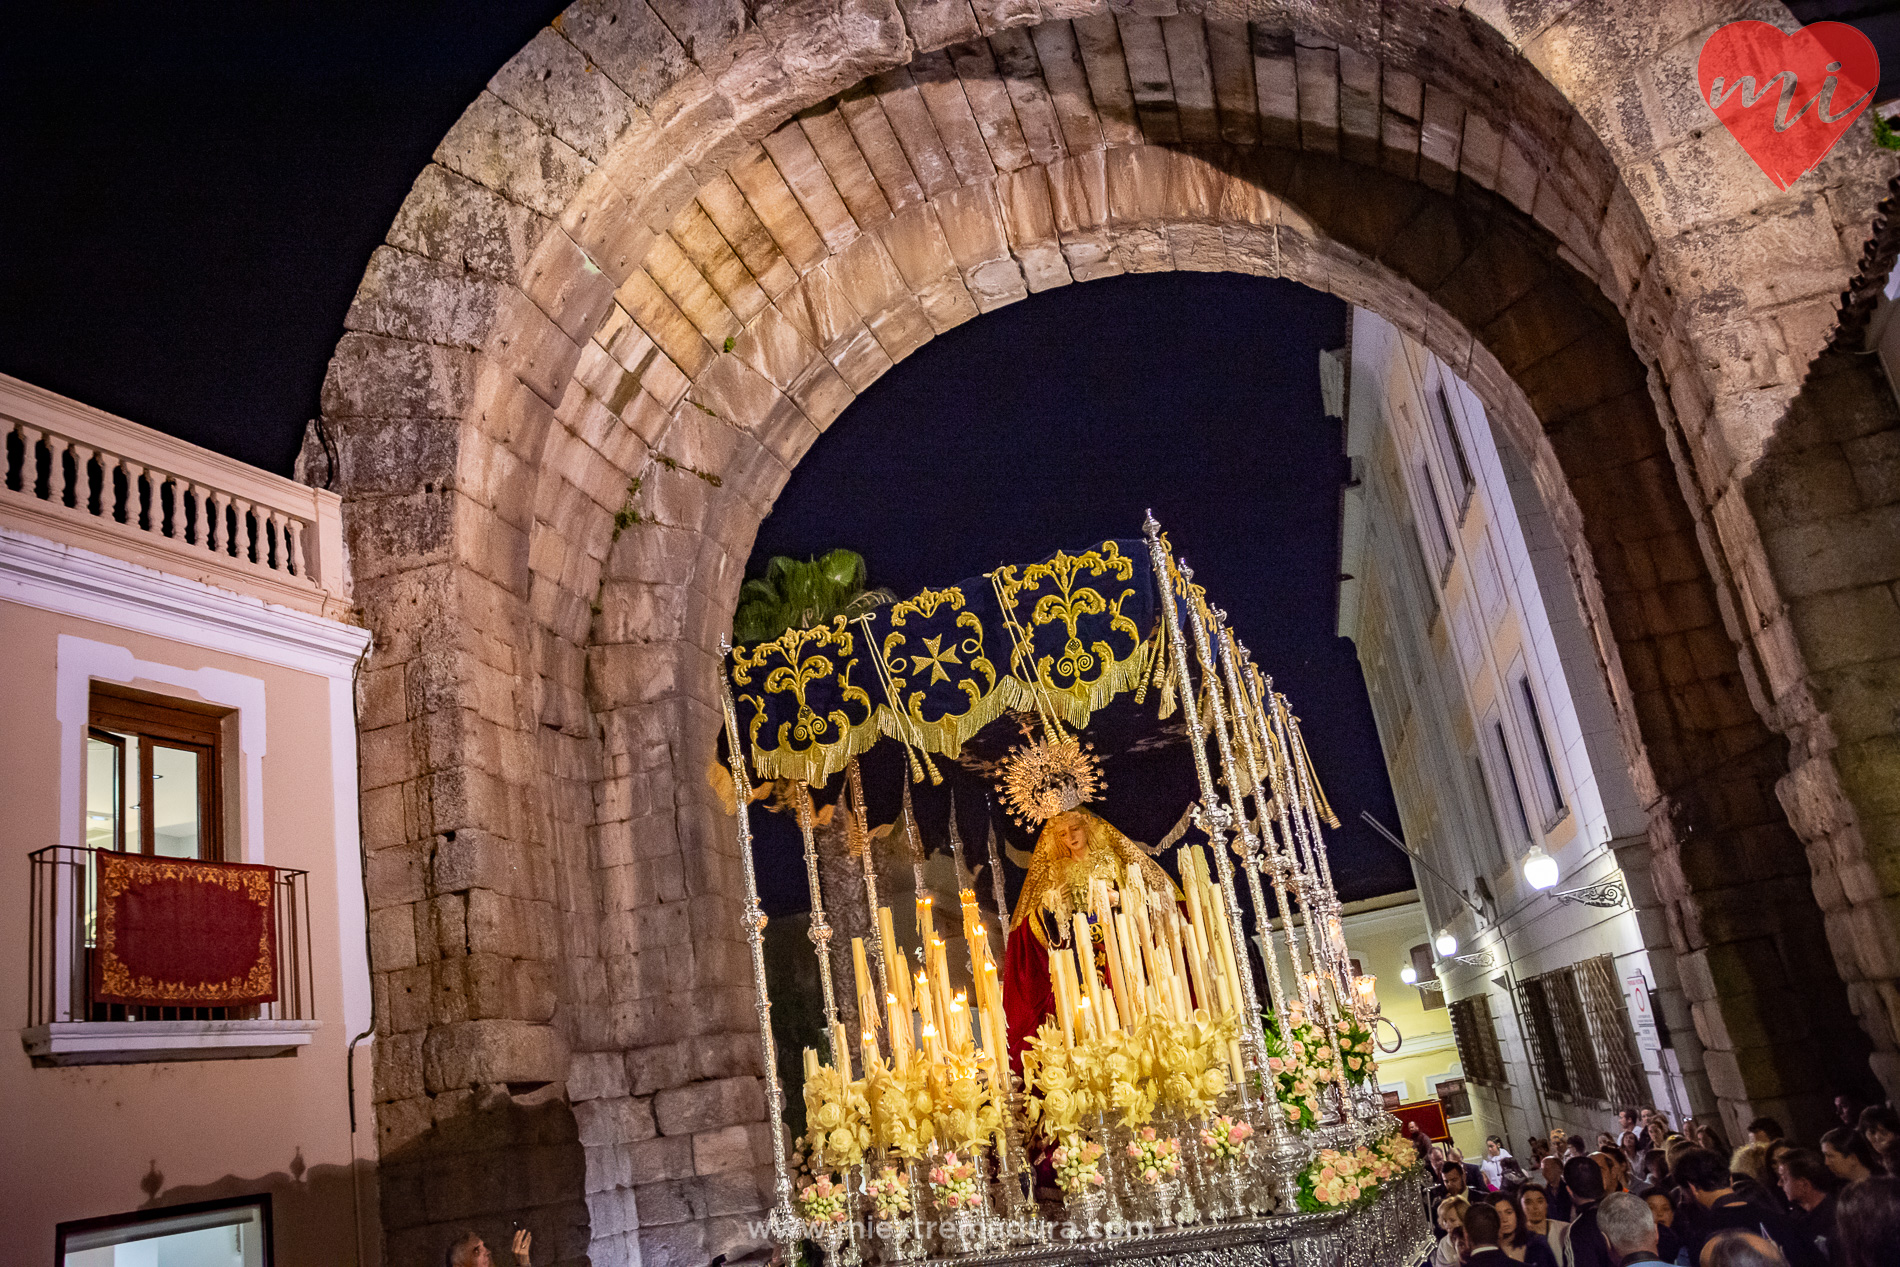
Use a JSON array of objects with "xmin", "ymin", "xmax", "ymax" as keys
[{"xmin": 306, "ymin": 4, "xmax": 1900, "ymax": 1264}]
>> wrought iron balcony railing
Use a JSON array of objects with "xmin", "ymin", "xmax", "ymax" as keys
[{"xmin": 24, "ymin": 845, "xmax": 318, "ymax": 1064}]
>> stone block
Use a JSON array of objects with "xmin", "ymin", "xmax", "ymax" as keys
[
  {"xmin": 435, "ymin": 91, "xmax": 592, "ymax": 220},
  {"xmin": 573, "ymin": 1095, "xmax": 659, "ymax": 1147},
  {"xmin": 423, "ymin": 1018, "xmax": 570, "ymax": 1092},
  {"xmin": 389, "ymin": 163, "xmax": 553, "ymax": 282},
  {"xmin": 653, "ymin": 1076, "xmax": 766, "ymax": 1135},
  {"xmin": 629, "ymin": 1133, "xmax": 697, "ymax": 1184},
  {"xmin": 692, "ymin": 1124, "xmax": 757, "ymax": 1175}
]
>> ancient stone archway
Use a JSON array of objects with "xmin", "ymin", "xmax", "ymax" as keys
[{"xmin": 313, "ymin": 5, "xmax": 1900, "ymax": 1263}]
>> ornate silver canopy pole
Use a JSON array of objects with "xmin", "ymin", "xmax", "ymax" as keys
[
  {"xmin": 1211, "ymin": 611, "xmax": 1293, "ymax": 1026},
  {"xmin": 1143, "ymin": 515, "xmax": 1310, "ymax": 1195},
  {"xmin": 717, "ymin": 644, "xmax": 801, "ymax": 1250},
  {"xmin": 1232, "ymin": 641, "xmax": 1317, "ymax": 1000},
  {"xmin": 846, "ymin": 757, "xmax": 889, "ymax": 1002},
  {"xmin": 793, "ymin": 781, "xmax": 842, "ymax": 1036}
]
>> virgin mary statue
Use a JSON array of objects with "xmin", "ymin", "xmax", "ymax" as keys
[{"xmin": 1001, "ymin": 807, "xmax": 1177, "ymax": 1068}]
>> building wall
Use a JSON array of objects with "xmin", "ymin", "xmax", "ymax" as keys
[
  {"xmin": 0, "ymin": 522, "xmax": 372, "ymax": 1260},
  {"xmin": 1339, "ymin": 310, "xmax": 1714, "ymax": 1152},
  {"xmin": 1270, "ymin": 892, "xmax": 1483, "ymax": 1160}
]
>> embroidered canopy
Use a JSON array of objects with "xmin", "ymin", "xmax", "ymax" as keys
[{"xmin": 729, "ymin": 539, "xmax": 1171, "ymax": 785}]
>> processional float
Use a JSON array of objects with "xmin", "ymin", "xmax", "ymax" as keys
[{"xmin": 718, "ymin": 517, "xmax": 1431, "ymax": 1266}]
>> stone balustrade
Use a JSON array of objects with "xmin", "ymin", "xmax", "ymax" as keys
[{"xmin": 0, "ymin": 373, "xmax": 348, "ymax": 616}]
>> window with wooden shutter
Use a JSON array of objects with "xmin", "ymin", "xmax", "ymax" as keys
[{"xmin": 1519, "ymin": 976, "xmax": 1571, "ymax": 1099}]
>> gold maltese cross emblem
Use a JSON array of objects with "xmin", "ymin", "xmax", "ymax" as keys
[{"xmin": 908, "ymin": 634, "xmax": 963, "ymax": 685}]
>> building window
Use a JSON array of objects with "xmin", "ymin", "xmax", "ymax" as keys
[
  {"xmin": 59, "ymin": 1194, "xmax": 272, "ymax": 1267},
  {"xmin": 87, "ymin": 685, "xmax": 227, "ymax": 860},
  {"xmin": 1435, "ymin": 1076, "xmax": 1472, "ymax": 1121},
  {"xmin": 1429, "ymin": 383, "xmax": 1476, "ymax": 507},
  {"xmin": 1418, "ymin": 461, "xmax": 1457, "ymax": 573},
  {"xmin": 1516, "ymin": 955, "xmax": 1647, "ymax": 1110},
  {"xmin": 1447, "ymin": 993, "xmax": 1507, "ymax": 1085},
  {"xmin": 1488, "ymin": 718, "xmax": 1535, "ymax": 846},
  {"xmin": 1468, "ymin": 751, "xmax": 1508, "ymax": 875},
  {"xmin": 1514, "ymin": 675, "xmax": 1567, "ymax": 826}
]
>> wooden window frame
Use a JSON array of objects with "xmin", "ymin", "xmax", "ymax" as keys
[{"xmin": 88, "ymin": 684, "xmax": 227, "ymax": 862}]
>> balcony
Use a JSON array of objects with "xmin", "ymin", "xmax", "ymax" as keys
[
  {"xmin": 0, "ymin": 373, "xmax": 349, "ymax": 618},
  {"xmin": 23, "ymin": 846, "xmax": 319, "ymax": 1066}
]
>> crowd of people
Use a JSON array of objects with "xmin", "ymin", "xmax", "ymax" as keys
[{"xmin": 1407, "ymin": 1101, "xmax": 1900, "ymax": 1267}]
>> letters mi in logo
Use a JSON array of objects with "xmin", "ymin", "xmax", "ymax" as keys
[{"xmin": 1698, "ymin": 21, "xmax": 1880, "ymax": 190}]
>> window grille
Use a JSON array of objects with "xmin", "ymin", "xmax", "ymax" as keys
[
  {"xmin": 1518, "ymin": 976, "xmax": 1571, "ymax": 1099},
  {"xmin": 1577, "ymin": 955, "xmax": 1650, "ymax": 1110},
  {"xmin": 1517, "ymin": 956, "xmax": 1645, "ymax": 1110}
]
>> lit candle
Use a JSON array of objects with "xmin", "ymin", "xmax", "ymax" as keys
[
  {"xmin": 1076, "ymin": 993, "xmax": 1095, "ymax": 1039},
  {"xmin": 1072, "ymin": 912, "xmax": 1109, "ymax": 1030},
  {"xmin": 1050, "ymin": 951, "xmax": 1076, "ymax": 1047},
  {"xmin": 832, "ymin": 1020, "xmax": 854, "ymax": 1082},
  {"xmin": 918, "ymin": 893, "xmax": 936, "ymax": 945},
  {"xmin": 852, "ymin": 938, "xmax": 879, "ymax": 1042},
  {"xmin": 887, "ymin": 991, "xmax": 911, "ymax": 1072}
]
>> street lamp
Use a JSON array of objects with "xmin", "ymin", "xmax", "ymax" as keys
[
  {"xmin": 1400, "ymin": 964, "xmax": 1419, "ymax": 986},
  {"xmin": 1522, "ymin": 845, "xmax": 1560, "ymax": 891},
  {"xmin": 1434, "ymin": 927, "xmax": 1458, "ymax": 957}
]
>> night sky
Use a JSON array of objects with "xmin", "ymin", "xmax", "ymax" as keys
[{"xmin": 15, "ymin": 5, "xmax": 1892, "ymax": 918}]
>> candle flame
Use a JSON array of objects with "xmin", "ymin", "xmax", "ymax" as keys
[{"xmin": 922, "ymin": 1024, "xmax": 937, "ymax": 1037}]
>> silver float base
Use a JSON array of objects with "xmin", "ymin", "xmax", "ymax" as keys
[{"xmin": 916, "ymin": 1182, "xmax": 1430, "ymax": 1267}]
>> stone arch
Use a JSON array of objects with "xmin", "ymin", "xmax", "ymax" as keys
[{"xmin": 314, "ymin": 4, "xmax": 1900, "ymax": 1263}]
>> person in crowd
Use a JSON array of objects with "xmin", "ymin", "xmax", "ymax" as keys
[
  {"xmin": 1674, "ymin": 1146, "xmax": 1822, "ymax": 1267},
  {"xmin": 1701, "ymin": 1229, "xmax": 1792, "ymax": 1267},
  {"xmin": 1642, "ymin": 1148, "xmax": 1672, "ymax": 1191},
  {"xmin": 447, "ymin": 1229, "xmax": 531, "ymax": 1267},
  {"xmin": 1406, "ymin": 1118, "xmax": 1433, "ymax": 1162},
  {"xmin": 1819, "ymin": 1130, "xmax": 1879, "ymax": 1186},
  {"xmin": 1566, "ymin": 1153, "xmax": 1619, "ymax": 1267},
  {"xmin": 1622, "ymin": 1109, "xmax": 1650, "ymax": 1147},
  {"xmin": 1854, "ymin": 1105, "xmax": 1897, "ymax": 1157},
  {"xmin": 1834, "ymin": 1097, "xmax": 1867, "ymax": 1131},
  {"xmin": 1570, "ymin": 1135, "xmax": 1593, "ymax": 1160},
  {"xmin": 1637, "ymin": 1186, "xmax": 1685, "ymax": 1266},
  {"xmin": 1600, "ymin": 1190, "xmax": 1670, "ymax": 1265},
  {"xmin": 1451, "ymin": 1144, "xmax": 1491, "ymax": 1193},
  {"xmin": 1543, "ymin": 1155, "xmax": 1576, "ymax": 1222},
  {"xmin": 1595, "ymin": 1148, "xmax": 1628, "ymax": 1196},
  {"xmin": 1485, "ymin": 1136, "xmax": 1519, "ymax": 1191},
  {"xmin": 1697, "ymin": 1126, "xmax": 1733, "ymax": 1158},
  {"xmin": 1459, "ymin": 1208, "xmax": 1520, "ymax": 1261},
  {"xmin": 1530, "ymin": 1136, "xmax": 1553, "ymax": 1168},
  {"xmin": 1489, "ymin": 1189, "xmax": 1560, "ymax": 1266},
  {"xmin": 1749, "ymin": 1119, "xmax": 1785, "ymax": 1148},
  {"xmin": 1464, "ymin": 1203, "xmax": 1515, "ymax": 1265},
  {"xmin": 1773, "ymin": 1148, "xmax": 1839, "ymax": 1265},
  {"xmin": 1433, "ymin": 1195, "xmax": 1471, "ymax": 1267},
  {"xmin": 1431, "ymin": 1159, "xmax": 1472, "ymax": 1233},
  {"xmin": 1732, "ymin": 1144, "xmax": 1777, "ymax": 1207},
  {"xmin": 1522, "ymin": 1182, "xmax": 1568, "ymax": 1251},
  {"xmin": 1833, "ymin": 1175, "xmax": 1900, "ymax": 1267}
]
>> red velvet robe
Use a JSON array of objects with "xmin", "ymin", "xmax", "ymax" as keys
[{"xmin": 1002, "ymin": 917, "xmax": 1053, "ymax": 1074}]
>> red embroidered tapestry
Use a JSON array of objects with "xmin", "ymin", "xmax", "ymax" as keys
[
  {"xmin": 1389, "ymin": 1099, "xmax": 1451, "ymax": 1143},
  {"xmin": 91, "ymin": 852, "xmax": 278, "ymax": 1007}
]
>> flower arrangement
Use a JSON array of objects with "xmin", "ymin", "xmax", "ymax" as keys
[
  {"xmin": 1295, "ymin": 1145, "xmax": 1389, "ymax": 1211},
  {"xmin": 1372, "ymin": 1130, "xmax": 1422, "ymax": 1177},
  {"xmin": 1024, "ymin": 1012, "xmax": 1237, "ymax": 1137},
  {"xmin": 796, "ymin": 1174, "xmax": 851, "ymax": 1225},
  {"xmin": 804, "ymin": 1063, "xmax": 874, "ymax": 1169},
  {"xmin": 866, "ymin": 1060, "xmax": 936, "ymax": 1160},
  {"xmin": 1261, "ymin": 1012, "xmax": 1339, "ymax": 1132},
  {"xmin": 928, "ymin": 1150, "xmax": 983, "ymax": 1213},
  {"xmin": 1125, "ymin": 1127, "xmax": 1182, "ymax": 1184},
  {"xmin": 1199, "ymin": 1114, "xmax": 1255, "ymax": 1164},
  {"xmin": 1051, "ymin": 1134, "xmax": 1107, "ymax": 1196},
  {"xmin": 1334, "ymin": 1014, "xmax": 1375, "ymax": 1086},
  {"xmin": 864, "ymin": 1167, "xmax": 913, "ymax": 1219}
]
